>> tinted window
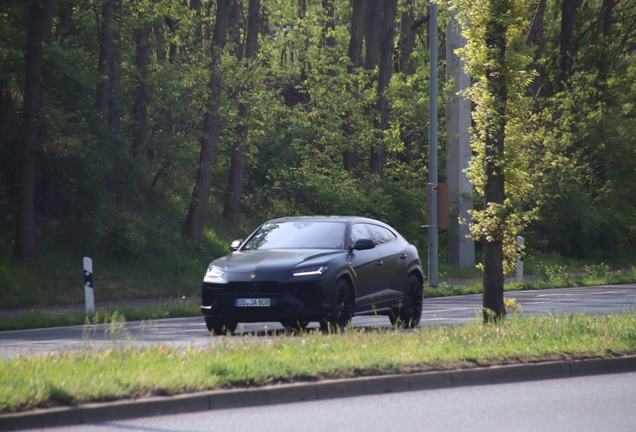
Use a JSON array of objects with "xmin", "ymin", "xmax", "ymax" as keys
[
  {"xmin": 350, "ymin": 224, "xmax": 369, "ymax": 244},
  {"xmin": 364, "ymin": 224, "xmax": 396, "ymax": 245},
  {"xmin": 242, "ymin": 221, "xmax": 346, "ymax": 250}
]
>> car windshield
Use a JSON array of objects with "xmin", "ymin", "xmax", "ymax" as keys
[{"xmin": 242, "ymin": 221, "xmax": 346, "ymax": 250}]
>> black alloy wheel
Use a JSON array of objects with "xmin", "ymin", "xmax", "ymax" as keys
[
  {"xmin": 205, "ymin": 317, "xmax": 238, "ymax": 336},
  {"xmin": 280, "ymin": 320, "xmax": 310, "ymax": 333},
  {"xmin": 320, "ymin": 278, "xmax": 354, "ymax": 332},
  {"xmin": 389, "ymin": 274, "xmax": 423, "ymax": 328}
]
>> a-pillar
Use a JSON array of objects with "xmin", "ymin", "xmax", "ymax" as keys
[{"xmin": 445, "ymin": 14, "xmax": 475, "ymax": 267}]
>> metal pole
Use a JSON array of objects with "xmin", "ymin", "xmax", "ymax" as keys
[{"xmin": 428, "ymin": 3, "xmax": 438, "ymax": 287}]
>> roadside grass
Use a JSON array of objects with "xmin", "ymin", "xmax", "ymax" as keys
[
  {"xmin": 1, "ymin": 312, "xmax": 635, "ymax": 413},
  {"xmin": 0, "ymin": 303, "xmax": 202, "ymax": 332},
  {"xmin": 0, "ymin": 228, "xmax": 231, "ymax": 310},
  {"xmin": 426, "ymin": 267, "xmax": 636, "ymax": 298}
]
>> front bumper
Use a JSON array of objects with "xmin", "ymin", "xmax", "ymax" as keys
[{"xmin": 201, "ymin": 280, "xmax": 329, "ymax": 322}]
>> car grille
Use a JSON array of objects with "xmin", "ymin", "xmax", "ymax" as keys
[{"xmin": 202, "ymin": 281, "xmax": 323, "ymax": 307}]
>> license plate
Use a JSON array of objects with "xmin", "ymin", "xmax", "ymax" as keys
[{"xmin": 235, "ymin": 298, "xmax": 270, "ymax": 307}]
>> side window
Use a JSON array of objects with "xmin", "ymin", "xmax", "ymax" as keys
[
  {"xmin": 364, "ymin": 224, "xmax": 396, "ymax": 245},
  {"xmin": 350, "ymin": 224, "xmax": 369, "ymax": 244}
]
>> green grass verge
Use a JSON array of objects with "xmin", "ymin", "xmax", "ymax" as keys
[
  {"xmin": 426, "ymin": 270, "xmax": 636, "ymax": 298},
  {"xmin": 1, "ymin": 312, "xmax": 635, "ymax": 413}
]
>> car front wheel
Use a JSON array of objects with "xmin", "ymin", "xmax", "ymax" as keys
[{"xmin": 320, "ymin": 278, "xmax": 354, "ymax": 332}]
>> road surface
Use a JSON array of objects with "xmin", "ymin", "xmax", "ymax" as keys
[
  {"xmin": 22, "ymin": 371, "xmax": 636, "ymax": 432},
  {"xmin": 1, "ymin": 284, "xmax": 635, "ymax": 358}
]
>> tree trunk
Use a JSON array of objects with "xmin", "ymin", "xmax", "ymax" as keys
[
  {"xmin": 558, "ymin": 0, "xmax": 578, "ymax": 90},
  {"xmin": 183, "ymin": 0, "xmax": 230, "ymax": 244},
  {"xmin": 370, "ymin": 0, "xmax": 397, "ymax": 176},
  {"xmin": 322, "ymin": 0, "xmax": 336, "ymax": 48},
  {"xmin": 482, "ymin": 0, "xmax": 509, "ymax": 322},
  {"xmin": 96, "ymin": 0, "xmax": 113, "ymax": 128},
  {"xmin": 109, "ymin": 0, "xmax": 122, "ymax": 134},
  {"xmin": 343, "ymin": 0, "xmax": 366, "ymax": 173},
  {"xmin": 15, "ymin": 0, "xmax": 51, "ymax": 264},
  {"xmin": 131, "ymin": 23, "xmax": 151, "ymax": 156},
  {"xmin": 584, "ymin": 0, "xmax": 614, "ymax": 73},
  {"xmin": 397, "ymin": 0, "xmax": 415, "ymax": 74},
  {"xmin": 363, "ymin": 0, "xmax": 382, "ymax": 70},
  {"xmin": 525, "ymin": 0, "xmax": 546, "ymax": 113},
  {"xmin": 225, "ymin": 0, "xmax": 260, "ymax": 232},
  {"xmin": 228, "ymin": 0, "xmax": 243, "ymax": 60},
  {"xmin": 348, "ymin": 0, "xmax": 365, "ymax": 69}
]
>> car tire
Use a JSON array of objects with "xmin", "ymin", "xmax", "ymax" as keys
[
  {"xmin": 205, "ymin": 317, "xmax": 238, "ymax": 336},
  {"xmin": 281, "ymin": 320, "xmax": 310, "ymax": 332},
  {"xmin": 389, "ymin": 274, "xmax": 423, "ymax": 329},
  {"xmin": 320, "ymin": 278, "xmax": 354, "ymax": 332}
]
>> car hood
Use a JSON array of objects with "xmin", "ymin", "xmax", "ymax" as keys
[{"xmin": 212, "ymin": 249, "xmax": 343, "ymax": 273}]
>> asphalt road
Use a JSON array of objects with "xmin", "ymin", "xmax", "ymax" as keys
[
  {"xmin": 1, "ymin": 284, "xmax": 635, "ymax": 358},
  {"xmin": 23, "ymin": 371, "xmax": 636, "ymax": 432}
]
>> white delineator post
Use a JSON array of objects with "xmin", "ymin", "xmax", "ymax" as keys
[
  {"xmin": 83, "ymin": 257, "xmax": 95, "ymax": 314},
  {"xmin": 516, "ymin": 236, "xmax": 524, "ymax": 282}
]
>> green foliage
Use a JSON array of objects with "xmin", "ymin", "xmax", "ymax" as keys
[
  {"xmin": 584, "ymin": 263, "xmax": 609, "ymax": 279},
  {"xmin": 2, "ymin": 0, "xmax": 636, "ymax": 303},
  {"xmin": 103, "ymin": 215, "xmax": 148, "ymax": 260}
]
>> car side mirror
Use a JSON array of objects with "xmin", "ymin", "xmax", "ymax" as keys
[
  {"xmin": 351, "ymin": 238, "xmax": 375, "ymax": 251},
  {"xmin": 230, "ymin": 239, "xmax": 244, "ymax": 251}
]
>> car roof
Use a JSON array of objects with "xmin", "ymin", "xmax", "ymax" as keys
[{"xmin": 265, "ymin": 215, "xmax": 391, "ymax": 226}]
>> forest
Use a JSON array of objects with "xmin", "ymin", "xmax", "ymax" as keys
[{"xmin": 1, "ymin": 0, "xmax": 636, "ymax": 306}]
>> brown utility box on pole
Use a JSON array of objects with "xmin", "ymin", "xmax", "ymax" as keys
[{"xmin": 426, "ymin": 182, "xmax": 450, "ymax": 229}]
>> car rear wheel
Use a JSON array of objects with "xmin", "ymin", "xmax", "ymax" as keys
[
  {"xmin": 205, "ymin": 317, "xmax": 238, "ymax": 336},
  {"xmin": 389, "ymin": 274, "xmax": 423, "ymax": 328},
  {"xmin": 320, "ymin": 278, "xmax": 354, "ymax": 332},
  {"xmin": 281, "ymin": 320, "xmax": 310, "ymax": 333}
]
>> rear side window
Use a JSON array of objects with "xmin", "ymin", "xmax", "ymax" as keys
[{"xmin": 364, "ymin": 224, "xmax": 396, "ymax": 245}]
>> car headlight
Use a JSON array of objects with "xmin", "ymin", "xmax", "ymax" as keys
[
  {"xmin": 293, "ymin": 266, "xmax": 328, "ymax": 277},
  {"xmin": 205, "ymin": 265, "xmax": 227, "ymax": 282}
]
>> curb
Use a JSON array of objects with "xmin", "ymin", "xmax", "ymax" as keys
[{"xmin": 3, "ymin": 355, "xmax": 636, "ymax": 431}]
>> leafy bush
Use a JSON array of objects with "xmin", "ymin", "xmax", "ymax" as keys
[
  {"xmin": 584, "ymin": 263, "xmax": 609, "ymax": 278},
  {"xmin": 103, "ymin": 215, "xmax": 147, "ymax": 260}
]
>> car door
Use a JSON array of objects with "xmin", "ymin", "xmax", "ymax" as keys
[
  {"xmin": 349, "ymin": 223, "xmax": 383, "ymax": 311},
  {"xmin": 364, "ymin": 224, "xmax": 403, "ymax": 305}
]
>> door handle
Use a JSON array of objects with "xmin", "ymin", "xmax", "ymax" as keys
[
  {"xmin": 376, "ymin": 260, "xmax": 383, "ymax": 266},
  {"xmin": 399, "ymin": 253, "xmax": 407, "ymax": 260}
]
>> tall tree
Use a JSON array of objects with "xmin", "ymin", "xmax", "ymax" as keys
[
  {"xmin": 15, "ymin": 0, "xmax": 52, "ymax": 264},
  {"xmin": 559, "ymin": 0, "xmax": 578, "ymax": 89},
  {"xmin": 397, "ymin": 0, "xmax": 415, "ymax": 74},
  {"xmin": 364, "ymin": 0, "xmax": 382, "ymax": 70},
  {"xmin": 96, "ymin": 0, "xmax": 114, "ymax": 128},
  {"xmin": 526, "ymin": 0, "xmax": 546, "ymax": 113},
  {"xmin": 480, "ymin": 0, "xmax": 509, "ymax": 320},
  {"xmin": 348, "ymin": 0, "xmax": 365, "ymax": 69},
  {"xmin": 109, "ymin": 0, "xmax": 122, "ymax": 134},
  {"xmin": 452, "ymin": 0, "xmax": 535, "ymax": 321},
  {"xmin": 371, "ymin": 0, "xmax": 397, "ymax": 176},
  {"xmin": 343, "ymin": 0, "xmax": 365, "ymax": 173},
  {"xmin": 131, "ymin": 21, "xmax": 152, "ymax": 156},
  {"xmin": 183, "ymin": 0, "xmax": 231, "ymax": 244},
  {"xmin": 225, "ymin": 0, "xmax": 260, "ymax": 231}
]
